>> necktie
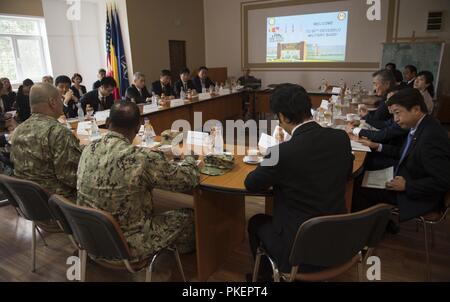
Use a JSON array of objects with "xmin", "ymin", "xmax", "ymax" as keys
[
  {"xmin": 395, "ymin": 132, "xmax": 414, "ymax": 175},
  {"xmin": 99, "ymin": 97, "xmax": 106, "ymax": 111}
]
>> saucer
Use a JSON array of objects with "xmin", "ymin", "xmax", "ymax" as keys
[{"xmin": 243, "ymin": 156, "xmax": 263, "ymax": 165}]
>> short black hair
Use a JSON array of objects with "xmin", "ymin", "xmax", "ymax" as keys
[
  {"xmin": 180, "ymin": 68, "xmax": 190, "ymax": 75},
  {"xmin": 417, "ymin": 70, "xmax": 435, "ymax": 98},
  {"xmin": 270, "ymin": 83, "xmax": 312, "ymax": 124},
  {"xmin": 198, "ymin": 66, "xmax": 208, "ymax": 72},
  {"xmin": 160, "ymin": 69, "xmax": 171, "ymax": 77},
  {"xmin": 23, "ymin": 79, "xmax": 34, "ymax": 87},
  {"xmin": 100, "ymin": 76, "xmax": 117, "ymax": 88},
  {"xmin": 393, "ymin": 69, "xmax": 404, "ymax": 83},
  {"xmin": 71, "ymin": 73, "xmax": 83, "ymax": 83},
  {"xmin": 404, "ymin": 65, "xmax": 418, "ymax": 75},
  {"xmin": 55, "ymin": 75, "xmax": 72, "ymax": 86},
  {"xmin": 385, "ymin": 63, "xmax": 397, "ymax": 70},
  {"xmin": 98, "ymin": 69, "xmax": 107, "ymax": 74},
  {"xmin": 109, "ymin": 101, "xmax": 141, "ymax": 130},
  {"xmin": 386, "ymin": 88, "xmax": 428, "ymax": 113}
]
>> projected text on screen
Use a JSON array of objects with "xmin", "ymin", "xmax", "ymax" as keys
[{"xmin": 267, "ymin": 11, "xmax": 349, "ymax": 63}]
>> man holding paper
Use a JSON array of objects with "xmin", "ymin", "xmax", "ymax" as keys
[
  {"xmin": 353, "ymin": 88, "xmax": 450, "ymax": 222},
  {"xmin": 245, "ymin": 84, "xmax": 353, "ymax": 281}
]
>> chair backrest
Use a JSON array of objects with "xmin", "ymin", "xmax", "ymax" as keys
[
  {"xmin": 444, "ymin": 191, "xmax": 450, "ymax": 210},
  {"xmin": 0, "ymin": 181, "xmax": 17, "ymax": 208},
  {"xmin": 50, "ymin": 195, "xmax": 132, "ymax": 261},
  {"xmin": 0, "ymin": 175, "xmax": 52, "ymax": 221},
  {"xmin": 48, "ymin": 195, "xmax": 74, "ymax": 236},
  {"xmin": 289, "ymin": 204, "xmax": 393, "ymax": 268}
]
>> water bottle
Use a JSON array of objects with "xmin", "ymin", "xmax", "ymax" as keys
[
  {"xmin": 213, "ymin": 122, "xmax": 224, "ymax": 154},
  {"xmin": 151, "ymin": 92, "xmax": 158, "ymax": 105},
  {"xmin": 320, "ymin": 79, "xmax": 327, "ymax": 92},
  {"xmin": 77, "ymin": 103, "xmax": 85, "ymax": 122},
  {"xmin": 90, "ymin": 119, "xmax": 101, "ymax": 141},
  {"xmin": 180, "ymin": 88, "xmax": 186, "ymax": 100},
  {"xmin": 143, "ymin": 118, "xmax": 154, "ymax": 147}
]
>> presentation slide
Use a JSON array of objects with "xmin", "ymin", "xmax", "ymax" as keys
[{"xmin": 266, "ymin": 11, "xmax": 349, "ymax": 63}]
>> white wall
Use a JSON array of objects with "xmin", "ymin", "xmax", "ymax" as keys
[
  {"xmin": 204, "ymin": 0, "xmax": 450, "ymax": 93},
  {"xmin": 42, "ymin": 0, "xmax": 132, "ymax": 89}
]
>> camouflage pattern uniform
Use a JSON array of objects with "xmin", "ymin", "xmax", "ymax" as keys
[
  {"xmin": 10, "ymin": 113, "xmax": 82, "ymax": 200},
  {"xmin": 201, "ymin": 154, "xmax": 235, "ymax": 176},
  {"xmin": 77, "ymin": 131, "xmax": 200, "ymax": 259}
]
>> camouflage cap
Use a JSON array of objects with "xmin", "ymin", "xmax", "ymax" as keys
[
  {"xmin": 201, "ymin": 154, "xmax": 235, "ymax": 176},
  {"xmin": 161, "ymin": 130, "xmax": 181, "ymax": 146}
]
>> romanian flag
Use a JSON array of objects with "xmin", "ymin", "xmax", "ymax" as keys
[{"xmin": 106, "ymin": 3, "xmax": 129, "ymax": 100}]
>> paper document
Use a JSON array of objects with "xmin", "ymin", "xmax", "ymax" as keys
[
  {"xmin": 331, "ymin": 87, "xmax": 342, "ymax": 94},
  {"xmin": 362, "ymin": 167, "xmax": 394, "ymax": 189},
  {"xmin": 77, "ymin": 121, "xmax": 92, "ymax": 136},
  {"xmin": 94, "ymin": 110, "xmax": 110, "ymax": 122},
  {"xmin": 351, "ymin": 140, "xmax": 372, "ymax": 152}
]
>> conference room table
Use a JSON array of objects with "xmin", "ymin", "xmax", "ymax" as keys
[
  {"xmin": 85, "ymin": 91, "xmax": 244, "ymax": 134},
  {"xmin": 78, "ymin": 124, "xmax": 366, "ymax": 282},
  {"xmin": 249, "ymin": 88, "xmax": 334, "ymax": 119},
  {"xmin": 75, "ymin": 88, "xmax": 370, "ymax": 281}
]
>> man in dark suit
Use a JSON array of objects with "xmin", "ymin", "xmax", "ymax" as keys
[
  {"xmin": 192, "ymin": 66, "xmax": 215, "ymax": 93},
  {"xmin": 92, "ymin": 69, "xmax": 106, "ymax": 90},
  {"xmin": 55, "ymin": 75, "xmax": 79, "ymax": 119},
  {"xmin": 151, "ymin": 69, "xmax": 174, "ymax": 97},
  {"xmin": 353, "ymin": 88, "xmax": 450, "ymax": 222},
  {"xmin": 125, "ymin": 72, "xmax": 151, "ymax": 104},
  {"xmin": 359, "ymin": 70, "xmax": 396, "ymax": 126},
  {"xmin": 81, "ymin": 77, "xmax": 116, "ymax": 113},
  {"xmin": 245, "ymin": 84, "xmax": 354, "ymax": 280},
  {"xmin": 173, "ymin": 68, "xmax": 195, "ymax": 98},
  {"xmin": 403, "ymin": 65, "xmax": 418, "ymax": 88}
]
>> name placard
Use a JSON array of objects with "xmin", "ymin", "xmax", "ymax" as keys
[
  {"xmin": 331, "ymin": 87, "xmax": 342, "ymax": 94},
  {"xmin": 143, "ymin": 103, "xmax": 159, "ymax": 114},
  {"xmin": 170, "ymin": 99, "xmax": 185, "ymax": 108}
]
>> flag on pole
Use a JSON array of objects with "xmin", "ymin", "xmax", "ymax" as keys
[
  {"xmin": 105, "ymin": 2, "xmax": 128, "ymax": 100},
  {"xmin": 112, "ymin": 5, "xmax": 129, "ymax": 97}
]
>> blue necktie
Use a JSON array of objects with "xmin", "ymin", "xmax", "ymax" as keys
[{"xmin": 395, "ymin": 132, "xmax": 414, "ymax": 175}]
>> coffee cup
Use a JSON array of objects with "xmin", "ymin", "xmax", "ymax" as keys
[{"xmin": 247, "ymin": 149, "xmax": 259, "ymax": 162}]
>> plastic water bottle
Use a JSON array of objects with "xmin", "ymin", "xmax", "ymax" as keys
[
  {"xmin": 151, "ymin": 92, "xmax": 158, "ymax": 105},
  {"xmin": 90, "ymin": 119, "xmax": 101, "ymax": 141},
  {"xmin": 143, "ymin": 118, "xmax": 154, "ymax": 147},
  {"xmin": 213, "ymin": 122, "xmax": 224, "ymax": 154},
  {"xmin": 180, "ymin": 88, "xmax": 186, "ymax": 100},
  {"xmin": 77, "ymin": 103, "xmax": 85, "ymax": 122}
]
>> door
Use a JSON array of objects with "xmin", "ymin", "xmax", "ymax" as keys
[{"xmin": 169, "ymin": 40, "xmax": 186, "ymax": 83}]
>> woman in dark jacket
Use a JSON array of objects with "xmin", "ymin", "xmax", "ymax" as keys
[
  {"xmin": 16, "ymin": 79, "xmax": 34, "ymax": 123},
  {"xmin": 0, "ymin": 77, "xmax": 17, "ymax": 112}
]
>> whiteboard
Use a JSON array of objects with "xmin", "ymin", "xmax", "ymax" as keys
[{"xmin": 381, "ymin": 42, "xmax": 445, "ymax": 93}]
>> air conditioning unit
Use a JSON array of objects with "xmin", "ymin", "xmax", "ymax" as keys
[{"xmin": 426, "ymin": 11, "xmax": 444, "ymax": 32}]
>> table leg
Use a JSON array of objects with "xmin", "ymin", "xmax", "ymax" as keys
[
  {"xmin": 265, "ymin": 196, "xmax": 273, "ymax": 216},
  {"xmin": 194, "ymin": 189, "xmax": 246, "ymax": 281},
  {"xmin": 345, "ymin": 179, "xmax": 354, "ymax": 213}
]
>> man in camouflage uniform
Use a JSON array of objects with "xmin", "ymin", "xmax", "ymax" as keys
[
  {"xmin": 77, "ymin": 102, "xmax": 199, "ymax": 259},
  {"xmin": 10, "ymin": 83, "xmax": 82, "ymax": 201}
]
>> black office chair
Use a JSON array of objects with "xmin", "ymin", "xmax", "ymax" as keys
[
  {"xmin": 49, "ymin": 194, "xmax": 187, "ymax": 282},
  {"xmin": 415, "ymin": 191, "xmax": 450, "ymax": 281},
  {"xmin": 252, "ymin": 204, "xmax": 393, "ymax": 282},
  {"xmin": 0, "ymin": 175, "xmax": 55, "ymax": 272}
]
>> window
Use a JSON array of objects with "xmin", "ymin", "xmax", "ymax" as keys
[{"xmin": 0, "ymin": 15, "xmax": 52, "ymax": 85}]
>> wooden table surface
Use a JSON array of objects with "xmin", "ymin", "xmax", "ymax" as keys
[{"xmin": 76, "ymin": 98, "xmax": 368, "ymax": 282}]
